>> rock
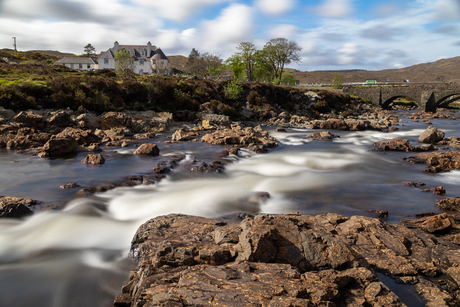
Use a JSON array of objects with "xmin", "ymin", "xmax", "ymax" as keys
[
  {"xmin": 116, "ymin": 214, "xmax": 414, "ymax": 307},
  {"xmin": 275, "ymin": 127, "xmax": 286, "ymax": 132},
  {"xmin": 13, "ymin": 111, "xmax": 45, "ymax": 129},
  {"xmin": 421, "ymin": 213, "xmax": 452, "ymax": 233},
  {"xmin": 404, "ymin": 151, "xmax": 460, "ymax": 173},
  {"xmin": 81, "ymin": 154, "xmax": 105, "ymax": 164},
  {"xmin": 100, "ymin": 112, "xmax": 132, "ymax": 130},
  {"xmin": 418, "ymin": 126, "xmax": 445, "ymax": 144},
  {"xmin": 348, "ymin": 119, "xmax": 371, "ymax": 131},
  {"xmin": 56, "ymin": 127, "xmax": 100, "ymax": 146},
  {"xmin": 0, "ymin": 203, "xmax": 33, "ymax": 218},
  {"xmin": 437, "ymin": 197, "xmax": 460, "ymax": 211},
  {"xmin": 134, "ymin": 132, "xmax": 156, "ymax": 140},
  {"xmin": 201, "ymin": 114, "xmax": 230, "ymax": 127},
  {"xmin": 201, "ymin": 126, "xmax": 278, "ymax": 151},
  {"xmin": 0, "ymin": 196, "xmax": 35, "ymax": 218},
  {"xmin": 320, "ymin": 118, "xmax": 349, "ymax": 130},
  {"xmin": 46, "ymin": 110, "xmax": 72, "ymax": 128},
  {"xmin": 133, "ymin": 144, "xmax": 160, "ymax": 156},
  {"xmin": 59, "ymin": 183, "xmax": 80, "ymax": 189},
  {"xmin": 179, "ymin": 159, "xmax": 225, "ymax": 173},
  {"xmin": 38, "ymin": 136, "xmax": 78, "ymax": 157},
  {"xmin": 76, "ymin": 113, "xmax": 100, "ymax": 130},
  {"xmin": 171, "ymin": 129, "xmax": 199, "ymax": 141},
  {"xmin": 306, "ymin": 131, "xmax": 338, "ymax": 141},
  {"xmin": 373, "ymin": 138, "xmax": 414, "ymax": 152}
]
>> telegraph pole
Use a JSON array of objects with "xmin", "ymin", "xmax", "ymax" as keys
[{"xmin": 12, "ymin": 37, "xmax": 17, "ymax": 55}]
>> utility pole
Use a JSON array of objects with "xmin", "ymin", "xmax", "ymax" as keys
[{"xmin": 12, "ymin": 37, "xmax": 17, "ymax": 55}]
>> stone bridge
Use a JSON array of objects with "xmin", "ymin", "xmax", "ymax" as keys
[{"xmin": 342, "ymin": 84, "xmax": 460, "ymax": 112}]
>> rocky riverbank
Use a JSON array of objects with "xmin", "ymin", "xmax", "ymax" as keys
[{"xmin": 114, "ymin": 212, "xmax": 460, "ymax": 307}]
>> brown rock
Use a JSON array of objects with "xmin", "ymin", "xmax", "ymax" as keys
[
  {"xmin": 404, "ymin": 151, "xmax": 460, "ymax": 173},
  {"xmin": 100, "ymin": 112, "xmax": 132, "ymax": 130},
  {"xmin": 418, "ymin": 126, "xmax": 445, "ymax": 144},
  {"xmin": 81, "ymin": 154, "xmax": 105, "ymax": 164},
  {"xmin": 46, "ymin": 110, "xmax": 72, "ymax": 128},
  {"xmin": 76, "ymin": 113, "xmax": 100, "ymax": 130},
  {"xmin": 0, "ymin": 196, "xmax": 36, "ymax": 218},
  {"xmin": 13, "ymin": 111, "xmax": 45, "ymax": 129},
  {"xmin": 422, "ymin": 213, "xmax": 452, "ymax": 233},
  {"xmin": 373, "ymin": 138, "xmax": 414, "ymax": 152},
  {"xmin": 38, "ymin": 136, "xmax": 78, "ymax": 157},
  {"xmin": 319, "ymin": 118, "xmax": 349, "ymax": 130},
  {"xmin": 437, "ymin": 197, "xmax": 460, "ymax": 211},
  {"xmin": 56, "ymin": 127, "xmax": 100, "ymax": 146},
  {"xmin": 306, "ymin": 131, "xmax": 338, "ymax": 141},
  {"xmin": 133, "ymin": 144, "xmax": 160, "ymax": 156},
  {"xmin": 171, "ymin": 128, "xmax": 199, "ymax": 141},
  {"xmin": 59, "ymin": 183, "xmax": 80, "ymax": 189}
]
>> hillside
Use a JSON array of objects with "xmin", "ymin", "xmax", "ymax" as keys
[{"xmin": 287, "ymin": 56, "xmax": 460, "ymax": 84}]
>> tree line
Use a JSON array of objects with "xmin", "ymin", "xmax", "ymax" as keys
[{"xmin": 184, "ymin": 38, "xmax": 302, "ymax": 85}]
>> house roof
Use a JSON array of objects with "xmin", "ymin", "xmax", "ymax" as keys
[
  {"xmin": 54, "ymin": 57, "xmax": 97, "ymax": 65},
  {"xmin": 98, "ymin": 43, "xmax": 169, "ymax": 62}
]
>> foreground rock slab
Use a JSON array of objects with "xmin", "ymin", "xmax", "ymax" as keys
[{"xmin": 113, "ymin": 212, "xmax": 460, "ymax": 307}]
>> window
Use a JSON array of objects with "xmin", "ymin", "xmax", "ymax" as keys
[
  {"xmin": 104, "ymin": 58, "xmax": 108, "ymax": 64},
  {"xmin": 140, "ymin": 60, "xmax": 144, "ymax": 65},
  {"xmin": 79, "ymin": 64, "xmax": 82, "ymax": 69},
  {"xmin": 87, "ymin": 64, "xmax": 90, "ymax": 69}
]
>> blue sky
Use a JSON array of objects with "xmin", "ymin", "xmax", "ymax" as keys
[{"xmin": 0, "ymin": 0, "xmax": 459, "ymax": 71}]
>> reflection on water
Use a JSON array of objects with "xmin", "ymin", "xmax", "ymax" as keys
[{"xmin": 0, "ymin": 110, "xmax": 459, "ymax": 306}]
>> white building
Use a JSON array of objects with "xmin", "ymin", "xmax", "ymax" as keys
[
  {"xmin": 98, "ymin": 41, "xmax": 171, "ymax": 75},
  {"xmin": 53, "ymin": 57, "xmax": 98, "ymax": 70}
]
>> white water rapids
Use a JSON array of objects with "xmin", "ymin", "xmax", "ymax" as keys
[{"xmin": 1, "ymin": 111, "xmax": 460, "ymax": 306}]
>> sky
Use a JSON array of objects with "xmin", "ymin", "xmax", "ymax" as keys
[{"xmin": 0, "ymin": 0, "xmax": 459, "ymax": 71}]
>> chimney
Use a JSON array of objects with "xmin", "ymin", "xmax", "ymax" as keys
[
  {"xmin": 113, "ymin": 41, "xmax": 119, "ymax": 54},
  {"xmin": 147, "ymin": 41, "xmax": 152, "ymax": 58}
]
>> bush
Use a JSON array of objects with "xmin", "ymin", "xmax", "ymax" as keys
[
  {"xmin": 247, "ymin": 90, "xmax": 266, "ymax": 107},
  {"xmin": 224, "ymin": 80, "xmax": 243, "ymax": 100},
  {"xmin": 310, "ymin": 100, "xmax": 331, "ymax": 113}
]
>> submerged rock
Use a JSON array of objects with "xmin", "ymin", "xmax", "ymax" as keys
[{"xmin": 81, "ymin": 154, "xmax": 105, "ymax": 165}]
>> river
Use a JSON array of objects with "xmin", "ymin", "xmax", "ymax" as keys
[{"xmin": 0, "ymin": 110, "xmax": 459, "ymax": 306}]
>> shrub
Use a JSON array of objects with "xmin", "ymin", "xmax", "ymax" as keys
[
  {"xmin": 310, "ymin": 100, "xmax": 331, "ymax": 113},
  {"xmin": 224, "ymin": 80, "xmax": 243, "ymax": 100}
]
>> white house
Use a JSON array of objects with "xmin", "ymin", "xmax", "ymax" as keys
[
  {"xmin": 98, "ymin": 41, "xmax": 171, "ymax": 75},
  {"xmin": 53, "ymin": 57, "xmax": 98, "ymax": 70}
]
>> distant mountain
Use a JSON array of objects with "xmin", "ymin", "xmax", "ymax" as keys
[{"xmin": 286, "ymin": 56, "xmax": 460, "ymax": 84}]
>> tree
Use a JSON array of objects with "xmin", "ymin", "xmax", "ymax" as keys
[
  {"xmin": 185, "ymin": 49, "xmax": 223, "ymax": 78},
  {"xmin": 114, "ymin": 49, "xmax": 134, "ymax": 78},
  {"xmin": 252, "ymin": 49, "xmax": 273, "ymax": 83},
  {"xmin": 236, "ymin": 42, "xmax": 256, "ymax": 81},
  {"xmin": 83, "ymin": 43, "xmax": 96, "ymax": 58},
  {"xmin": 262, "ymin": 38, "xmax": 302, "ymax": 83},
  {"xmin": 279, "ymin": 72, "xmax": 296, "ymax": 86},
  {"xmin": 224, "ymin": 55, "xmax": 245, "ymax": 80},
  {"xmin": 332, "ymin": 74, "xmax": 343, "ymax": 89}
]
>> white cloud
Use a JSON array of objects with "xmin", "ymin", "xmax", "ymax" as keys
[
  {"xmin": 337, "ymin": 42, "xmax": 357, "ymax": 65},
  {"xmin": 312, "ymin": 0, "xmax": 353, "ymax": 18},
  {"xmin": 200, "ymin": 4, "xmax": 253, "ymax": 51},
  {"xmin": 268, "ymin": 24, "xmax": 300, "ymax": 40},
  {"xmin": 432, "ymin": 0, "xmax": 460, "ymax": 21},
  {"xmin": 255, "ymin": 0, "xmax": 296, "ymax": 16}
]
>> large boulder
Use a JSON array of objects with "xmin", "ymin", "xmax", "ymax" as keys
[
  {"xmin": 133, "ymin": 143, "xmax": 160, "ymax": 156},
  {"xmin": 56, "ymin": 127, "xmax": 100, "ymax": 146},
  {"xmin": 418, "ymin": 126, "xmax": 445, "ymax": 144},
  {"xmin": 38, "ymin": 135, "xmax": 78, "ymax": 157}
]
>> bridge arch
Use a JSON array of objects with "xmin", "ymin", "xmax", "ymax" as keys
[
  {"xmin": 436, "ymin": 93, "xmax": 460, "ymax": 108},
  {"xmin": 381, "ymin": 95, "xmax": 418, "ymax": 110}
]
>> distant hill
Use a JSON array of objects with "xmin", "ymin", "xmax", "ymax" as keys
[{"xmin": 286, "ymin": 56, "xmax": 460, "ymax": 84}]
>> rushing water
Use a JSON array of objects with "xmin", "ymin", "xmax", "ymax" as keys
[{"xmin": 1, "ymin": 110, "xmax": 460, "ymax": 306}]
